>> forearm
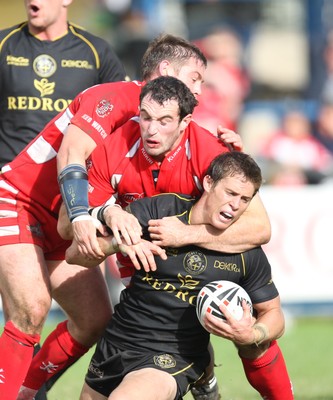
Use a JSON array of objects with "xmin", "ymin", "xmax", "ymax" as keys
[
  {"xmin": 57, "ymin": 125, "xmax": 98, "ymax": 223},
  {"xmin": 66, "ymin": 236, "xmax": 118, "ymax": 267},
  {"xmin": 252, "ymin": 308, "xmax": 285, "ymax": 345},
  {"xmin": 245, "ymin": 297, "xmax": 285, "ymax": 348},
  {"xmin": 186, "ymin": 194, "xmax": 271, "ymax": 252}
]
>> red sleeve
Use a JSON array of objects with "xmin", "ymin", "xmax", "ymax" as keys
[
  {"xmin": 70, "ymin": 80, "xmax": 142, "ymax": 146},
  {"xmin": 88, "ymin": 140, "xmax": 116, "ymax": 207},
  {"xmin": 189, "ymin": 121, "xmax": 231, "ymax": 181},
  {"xmin": 88, "ymin": 120, "xmax": 140, "ymax": 206}
]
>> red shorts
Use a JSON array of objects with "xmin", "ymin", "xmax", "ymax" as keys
[{"xmin": 0, "ymin": 178, "xmax": 71, "ymax": 260}]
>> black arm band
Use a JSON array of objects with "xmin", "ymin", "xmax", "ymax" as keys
[
  {"xmin": 96, "ymin": 205, "xmax": 110, "ymax": 225},
  {"xmin": 88, "ymin": 205, "xmax": 115, "ymax": 235}
]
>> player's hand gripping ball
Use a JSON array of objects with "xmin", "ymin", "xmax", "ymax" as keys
[{"xmin": 196, "ymin": 280, "xmax": 252, "ymax": 328}]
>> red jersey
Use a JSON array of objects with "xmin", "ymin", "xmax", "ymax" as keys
[
  {"xmin": 88, "ymin": 117, "xmax": 230, "ymax": 282},
  {"xmin": 88, "ymin": 118, "xmax": 230, "ymax": 207},
  {"xmin": 1, "ymin": 80, "xmax": 142, "ymax": 215}
]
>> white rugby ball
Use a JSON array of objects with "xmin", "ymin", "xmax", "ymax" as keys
[{"xmin": 196, "ymin": 280, "xmax": 252, "ymax": 328}]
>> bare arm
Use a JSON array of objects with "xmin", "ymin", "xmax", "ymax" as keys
[
  {"xmin": 65, "ymin": 235, "xmax": 166, "ymax": 270},
  {"xmin": 57, "ymin": 124, "xmax": 97, "ymax": 172},
  {"xmin": 204, "ymin": 296, "xmax": 284, "ymax": 347},
  {"xmin": 58, "ymin": 203, "xmax": 166, "ymax": 270},
  {"xmin": 57, "ymin": 124, "xmax": 109, "ymax": 257},
  {"xmin": 149, "ymin": 193, "xmax": 271, "ymax": 253}
]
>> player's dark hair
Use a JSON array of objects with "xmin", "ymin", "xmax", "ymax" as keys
[
  {"xmin": 141, "ymin": 33, "xmax": 207, "ymax": 81},
  {"xmin": 140, "ymin": 76, "xmax": 198, "ymax": 121},
  {"xmin": 206, "ymin": 152, "xmax": 263, "ymax": 195}
]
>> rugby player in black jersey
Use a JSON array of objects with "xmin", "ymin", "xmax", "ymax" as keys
[{"xmin": 59, "ymin": 152, "xmax": 293, "ymax": 400}]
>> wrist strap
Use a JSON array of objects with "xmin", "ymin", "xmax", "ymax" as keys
[
  {"xmin": 252, "ymin": 323, "xmax": 269, "ymax": 347},
  {"xmin": 88, "ymin": 204, "xmax": 121, "ymax": 225}
]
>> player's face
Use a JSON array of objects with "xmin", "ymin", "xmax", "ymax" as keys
[
  {"xmin": 200, "ymin": 174, "xmax": 256, "ymax": 230},
  {"xmin": 25, "ymin": 0, "xmax": 71, "ymax": 32},
  {"xmin": 172, "ymin": 57, "xmax": 206, "ymax": 99},
  {"xmin": 139, "ymin": 97, "xmax": 189, "ymax": 163}
]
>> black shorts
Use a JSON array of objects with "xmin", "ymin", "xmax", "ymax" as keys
[{"xmin": 85, "ymin": 337, "xmax": 211, "ymax": 399}]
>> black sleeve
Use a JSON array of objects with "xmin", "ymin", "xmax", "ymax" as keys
[
  {"xmin": 240, "ymin": 247, "xmax": 279, "ymax": 304},
  {"xmin": 95, "ymin": 37, "xmax": 127, "ymax": 83}
]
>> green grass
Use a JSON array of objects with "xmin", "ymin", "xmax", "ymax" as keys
[{"xmin": 44, "ymin": 317, "xmax": 333, "ymax": 400}]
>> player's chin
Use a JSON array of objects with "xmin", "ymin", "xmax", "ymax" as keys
[{"xmin": 213, "ymin": 215, "xmax": 234, "ymax": 230}]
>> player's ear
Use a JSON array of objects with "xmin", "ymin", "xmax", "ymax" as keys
[
  {"xmin": 158, "ymin": 60, "xmax": 172, "ymax": 77},
  {"xmin": 179, "ymin": 114, "xmax": 192, "ymax": 131},
  {"xmin": 203, "ymin": 175, "xmax": 213, "ymax": 192}
]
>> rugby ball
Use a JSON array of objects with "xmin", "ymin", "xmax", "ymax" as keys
[{"xmin": 196, "ymin": 280, "xmax": 252, "ymax": 328}]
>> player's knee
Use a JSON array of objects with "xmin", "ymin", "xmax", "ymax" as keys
[
  {"xmin": 67, "ymin": 310, "xmax": 111, "ymax": 347},
  {"xmin": 11, "ymin": 296, "xmax": 51, "ymax": 334}
]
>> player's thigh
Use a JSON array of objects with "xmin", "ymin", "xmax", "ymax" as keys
[
  {"xmin": 80, "ymin": 382, "xmax": 108, "ymax": 400},
  {"xmin": 109, "ymin": 368, "xmax": 177, "ymax": 400},
  {"xmin": 48, "ymin": 260, "xmax": 112, "ymax": 342},
  {"xmin": 0, "ymin": 243, "xmax": 52, "ymax": 330}
]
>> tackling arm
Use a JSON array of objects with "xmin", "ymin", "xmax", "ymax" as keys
[
  {"xmin": 149, "ymin": 193, "xmax": 271, "ymax": 253},
  {"xmin": 57, "ymin": 203, "xmax": 166, "ymax": 270},
  {"xmin": 57, "ymin": 124, "xmax": 97, "ymax": 172},
  {"xmin": 57, "ymin": 124, "xmax": 107, "ymax": 257}
]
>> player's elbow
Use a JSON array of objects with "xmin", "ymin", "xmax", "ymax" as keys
[{"xmin": 258, "ymin": 219, "xmax": 271, "ymax": 245}]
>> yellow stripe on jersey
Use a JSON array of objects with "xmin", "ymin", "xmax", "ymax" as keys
[
  {"xmin": 69, "ymin": 24, "xmax": 101, "ymax": 69},
  {"xmin": 0, "ymin": 22, "xmax": 27, "ymax": 53},
  {"xmin": 241, "ymin": 252, "xmax": 246, "ymax": 275}
]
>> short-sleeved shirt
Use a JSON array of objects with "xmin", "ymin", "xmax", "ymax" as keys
[{"xmin": 104, "ymin": 193, "xmax": 279, "ymax": 356}]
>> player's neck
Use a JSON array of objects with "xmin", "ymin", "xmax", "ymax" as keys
[
  {"xmin": 188, "ymin": 201, "xmax": 205, "ymax": 225},
  {"xmin": 29, "ymin": 21, "xmax": 69, "ymax": 41}
]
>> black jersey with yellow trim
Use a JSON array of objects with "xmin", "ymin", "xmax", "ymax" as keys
[
  {"xmin": 0, "ymin": 22, "xmax": 126, "ymax": 166},
  {"xmin": 108, "ymin": 193, "xmax": 278, "ymax": 355}
]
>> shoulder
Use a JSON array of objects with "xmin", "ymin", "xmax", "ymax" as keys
[
  {"xmin": 188, "ymin": 121, "xmax": 222, "ymax": 145},
  {"xmin": 151, "ymin": 193, "xmax": 194, "ymax": 215},
  {"xmin": 81, "ymin": 80, "xmax": 142, "ymax": 97},
  {"xmin": 130, "ymin": 193, "xmax": 194, "ymax": 219},
  {"xmin": 243, "ymin": 246, "xmax": 268, "ymax": 259},
  {"xmin": 68, "ymin": 23, "xmax": 111, "ymax": 48},
  {"xmin": 0, "ymin": 22, "xmax": 26, "ymax": 42},
  {"xmin": 186, "ymin": 120, "xmax": 229, "ymax": 161},
  {"xmin": 242, "ymin": 246, "xmax": 270, "ymax": 269}
]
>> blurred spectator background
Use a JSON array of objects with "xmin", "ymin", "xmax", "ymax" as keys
[{"xmin": 257, "ymin": 108, "xmax": 333, "ymax": 185}]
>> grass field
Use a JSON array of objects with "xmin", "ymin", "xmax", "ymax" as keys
[{"xmin": 44, "ymin": 316, "xmax": 333, "ymax": 400}]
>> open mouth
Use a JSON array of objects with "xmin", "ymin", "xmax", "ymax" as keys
[
  {"xmin": 29, "ymin": 4, "xmax": 40, "ymax": 15},
  {"xmin": 220, "ymin": 211, "xmax": 232, "ymax": 220},
  {"xmin": 146, "ymin": 139, "xmax": 159, "ymax": 147}
]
